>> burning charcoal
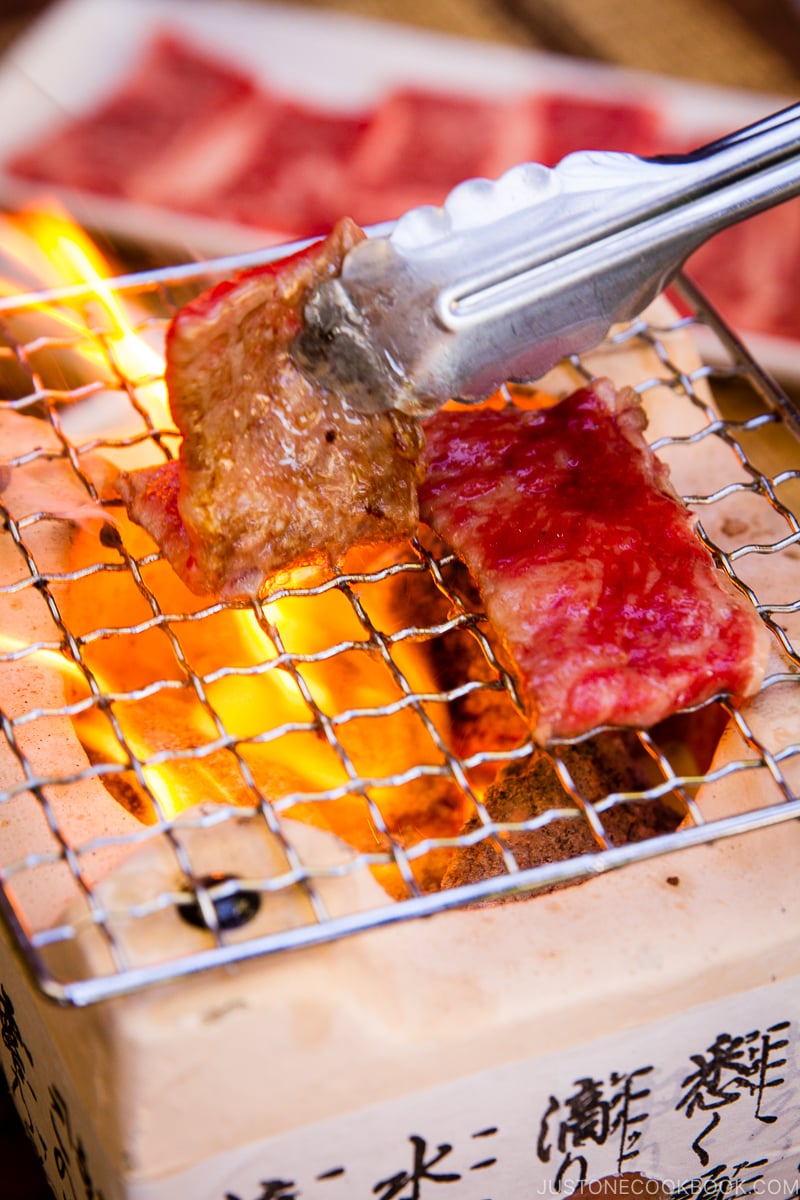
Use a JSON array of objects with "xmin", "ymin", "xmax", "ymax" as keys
[
  {"xmin": 426, "ymin": 555, "xmax": 529, "ymax": 765},
  {"xmin": 440, "ymin": 733, "xmax": 682, "ymax": 900}
]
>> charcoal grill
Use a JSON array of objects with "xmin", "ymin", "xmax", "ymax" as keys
[
  {"xmin": 1, "ymin": 244, "xmax": 798, "ymax": 1004},
  {"xmin": 1, "ymin": 243, "xmax": 800, "ymax": 1198}
]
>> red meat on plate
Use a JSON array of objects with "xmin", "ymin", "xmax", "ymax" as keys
[
  {"xmin": 420, "ymin": 380, "xmax": 769, "ymax": 744},
  {"xmin": 8, "ymin": 33, "xmax": 256, "ymax": 198},
  {"xmin": 200, "ymin": 95, "xmax": 371, "ymax": 235},
  {"xmin": 343, "ymin": 86, "xmax": 533, "ymax": 225},
  {"xmin": 531, "ymin": 92, "xmax": 662, "ymax": 164},
  {"xmin": 684, "ymin": 200, "xmax": 800, "ymax": 343}
]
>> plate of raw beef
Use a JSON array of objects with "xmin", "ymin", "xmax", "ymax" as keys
[{"xmin": 0, "ymin": 0, "xmax": 798, "ymax": 376}]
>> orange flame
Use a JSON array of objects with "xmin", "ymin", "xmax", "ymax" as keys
[
  {"xmin": 0, "ymin": 202, "xmax": 173, "ymax": 431},
  {"xmin": 2, "ymin": 206, "xmax": 468, "ymax": 893}
]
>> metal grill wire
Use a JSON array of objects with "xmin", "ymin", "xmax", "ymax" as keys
[{"xmin": 1, "ymin": 247, "xmax": 800, "ymax": 1006}]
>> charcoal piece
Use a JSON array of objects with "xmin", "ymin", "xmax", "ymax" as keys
[{"xmin": 441, "ymin": 733, "xmax": 681, "ymax": 900}]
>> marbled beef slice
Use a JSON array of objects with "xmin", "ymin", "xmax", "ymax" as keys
[{"xmin": 419, "ymin": 379, "xmax": 770, "ymax": 744}]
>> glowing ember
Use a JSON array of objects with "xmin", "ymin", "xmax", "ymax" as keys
[{"xmin": 0, "ymin": 208, "xmax": 474, "ymax": 895}]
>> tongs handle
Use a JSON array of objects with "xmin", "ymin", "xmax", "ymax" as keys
[
  {"xmin": 296, "ymin": 104, "xmax": 800, "ymax": 415},
  {"xmin": 439, "ymin": 103, "xmax": 800, "ymax": 326}
]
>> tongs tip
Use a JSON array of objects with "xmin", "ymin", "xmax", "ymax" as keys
[
  {"xmin": 294, "ymin": 101, "xmax": 800, "ymax": 419},
  {"xmin": 294, "ymin": 271, "xmax": 440, "ymax": 416}
]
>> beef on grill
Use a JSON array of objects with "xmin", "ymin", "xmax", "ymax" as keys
[
  {"xmin": 419, "ymin": 380, "xmax": 770, "ymax": 744},
  {"xmin": 118, "ymin": 218, "xmax": 423, "ymax": 599}
]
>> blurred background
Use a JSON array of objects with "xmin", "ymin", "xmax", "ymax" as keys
[
  {"xmin": 1, "ymin": 0, "xmax": 800, "ymax": 87},
  {"xmin": 0, "ymin": 0, "xmax": 799, "ymax": 366},
  {"xmin": 0, "ymin": 0, "xmax": 798, "ymax": 1196}
]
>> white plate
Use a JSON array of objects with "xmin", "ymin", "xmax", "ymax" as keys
[{"xmin": 0, "ymin": 0, "xmax": 797, "ymax": 375}]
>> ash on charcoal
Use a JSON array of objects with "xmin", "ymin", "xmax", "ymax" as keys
[{"xmin": 441, "ymin": 733, "xmax": 683, "ymax": 901}]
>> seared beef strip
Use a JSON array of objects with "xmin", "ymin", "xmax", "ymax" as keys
[{"xmin": 118, "ymin": 218, "xmax": 423, "ymax": 599}]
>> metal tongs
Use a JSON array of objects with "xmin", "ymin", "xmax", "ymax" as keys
[{"xmin": 294, "ymin": 103, "xmax": 800, "ymax": 415}]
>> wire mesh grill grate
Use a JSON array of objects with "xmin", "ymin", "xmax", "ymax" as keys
[{"xmin": 1, "ymin": 246, "xmax": 800, "ymax": 1006}]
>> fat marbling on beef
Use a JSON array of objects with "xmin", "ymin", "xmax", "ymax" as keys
[
  {"xmin": 118, "ymin": 218, "xmax": 423, "ymax": 599},
  {"xmin": 419, "ymin": 380, "xmax": 770, "ymax": 744}
]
